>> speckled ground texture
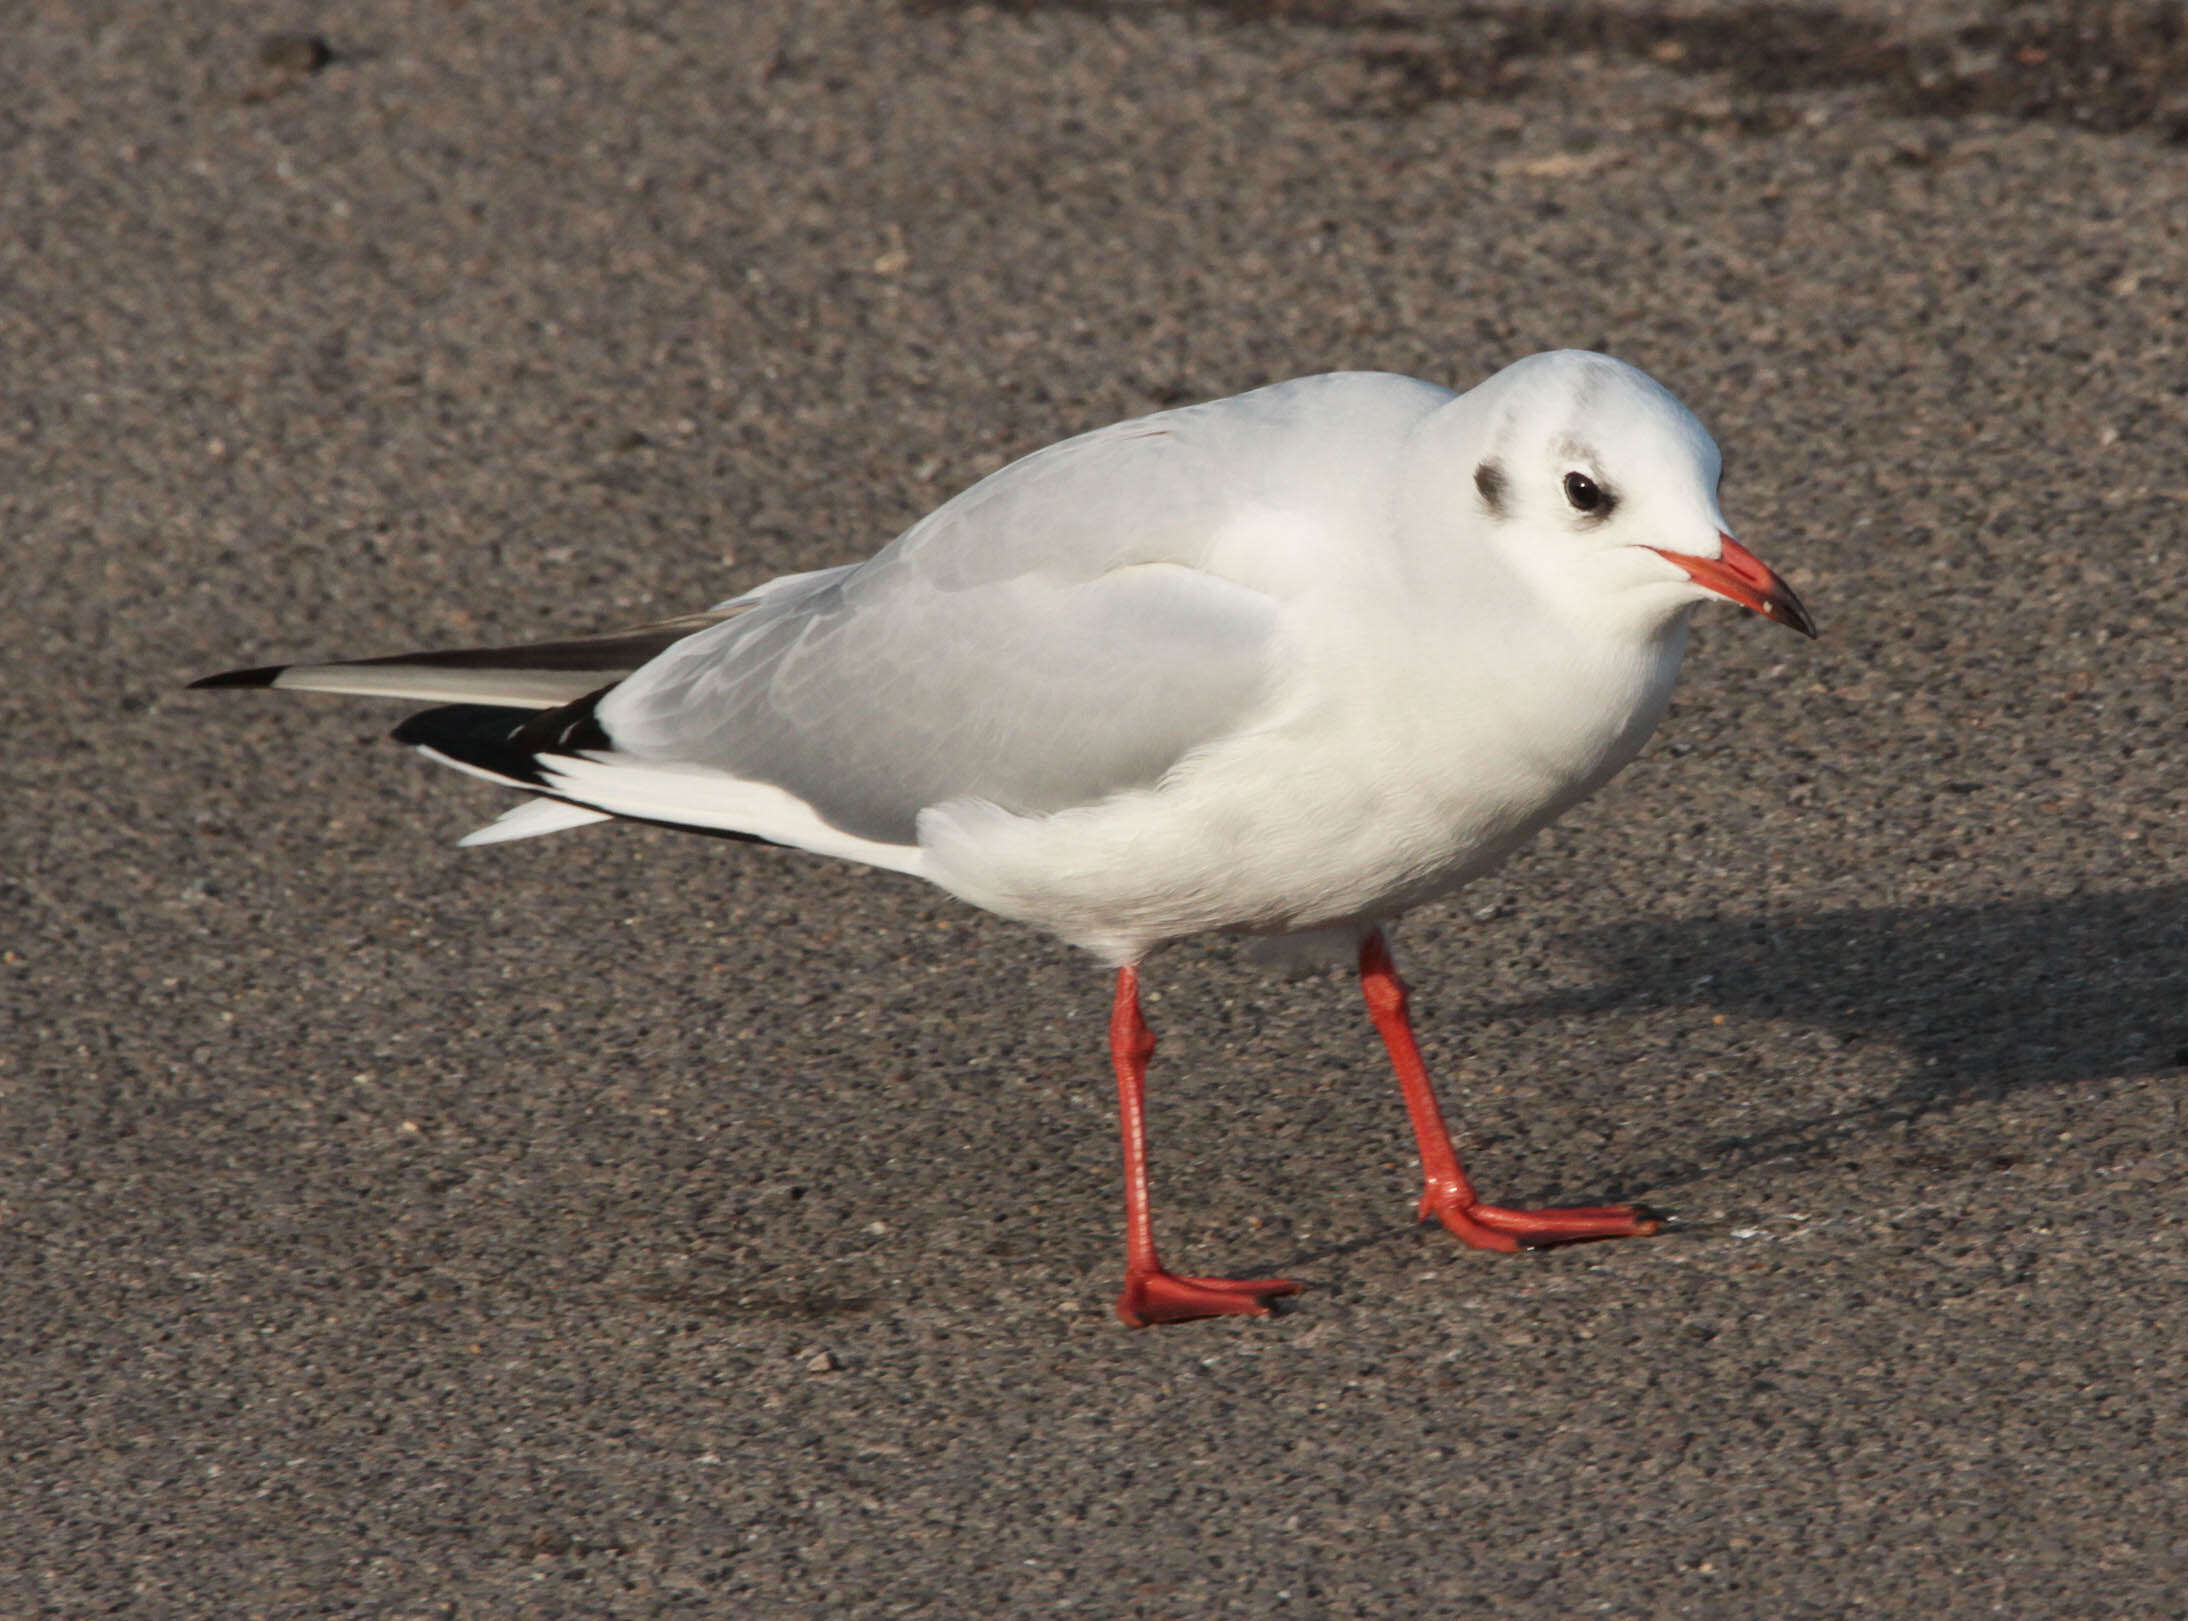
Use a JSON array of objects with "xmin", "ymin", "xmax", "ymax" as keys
[{"xmin": 8, "ymin": 1, "xmax": 2188, "ymax": 1615}]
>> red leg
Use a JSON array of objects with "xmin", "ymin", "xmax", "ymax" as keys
[
  {"xmin": 1110, "ymin": 965, "xmax": 1301, "ymax": 1327},
  {"xmin": 1358, "ymin": 929, "xmax": 1658, "ymax": 1250}
]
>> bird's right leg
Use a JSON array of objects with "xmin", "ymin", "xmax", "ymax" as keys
[
  {"xmin": 1358, "ymin": 929, "xmax": 1659, "ymax": 1249},
  {"xmin": 1110, "ymin": 965, "xmax": 1301, "ymax": 1327}
]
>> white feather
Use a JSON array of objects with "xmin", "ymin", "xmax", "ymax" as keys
[
  {"xmin": 534, "ymin": 754, "xmax": 928, "ymax": 876},
  {"xmin": 458, "ymin": 797, "xmax": 615, "ymax": 846}
]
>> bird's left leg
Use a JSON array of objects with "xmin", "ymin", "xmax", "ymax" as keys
[
  {"xmin": 1110, "ymin": 964, "xmax": 1302, "ymax": 1327},
  {"xmin": 1357, "ymin": 929, "xmax": 1658, "ymax": 1249}
]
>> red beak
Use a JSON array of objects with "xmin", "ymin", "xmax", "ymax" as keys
[{"xmin": 1649, "ymin": 533, "xmax": 1817, "ymax": 638}]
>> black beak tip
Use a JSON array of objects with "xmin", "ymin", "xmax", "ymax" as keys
[{"xmin": 1771, "ymin": 594, "xmax": 1819, "ymax": 640}]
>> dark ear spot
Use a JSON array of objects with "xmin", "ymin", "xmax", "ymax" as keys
[{"xmin": 1473, "ymin": 459, "xmax": 1507, "ymax": 516}]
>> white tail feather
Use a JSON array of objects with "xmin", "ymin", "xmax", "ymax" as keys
[{"xmin": 458, "ymin": 798, "xmax": 616, "ymax": 847}]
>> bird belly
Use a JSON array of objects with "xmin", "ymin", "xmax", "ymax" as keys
[{"xmin": 915, "ymin": 631, "xmax": 1679, "ymax": 964}]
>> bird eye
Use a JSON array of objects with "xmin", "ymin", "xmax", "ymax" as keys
[{"xmin": 1563, "ymin": 471, "xmax": 1604, "ymax": 513}]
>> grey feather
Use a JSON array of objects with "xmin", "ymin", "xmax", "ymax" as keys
[{"xmin": 191, "ymin": 609, "xmax": 746, "ymax": 709}]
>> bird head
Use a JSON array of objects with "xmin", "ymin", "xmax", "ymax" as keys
[{"xmin": 1428, "ymin": 350, "xmax": 1816, "ymax": 641}]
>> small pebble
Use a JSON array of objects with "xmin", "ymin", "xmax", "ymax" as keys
[{"xmin": 258, "ymin": 33, "xmax": 334, "ymax": 75}]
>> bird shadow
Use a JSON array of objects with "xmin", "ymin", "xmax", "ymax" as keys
[{"xmin": 1464, "ymin": 881, "xmax": 2188, "ymax": 1204}]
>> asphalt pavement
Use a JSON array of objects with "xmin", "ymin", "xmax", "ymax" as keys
[{"xmin": 7, "ymin": 1, "xmax": 2188, "ymax": 1615}]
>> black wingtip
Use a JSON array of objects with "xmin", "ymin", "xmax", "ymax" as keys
[
  {"xmin": 188, "ymin": 664, "xmax": 288, "ymax": 690},
  {"xmin": 389, "ymin": 703, "xmax": 545, "ymax": 784},
  {"xmin": 390, "ymin": 691, "xmax": 614, "ymax": 787}
]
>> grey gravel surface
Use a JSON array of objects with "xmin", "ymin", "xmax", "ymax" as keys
[{"xmin": 8, "ymin": 2, "xmax": 2188, "ymax": 1616}]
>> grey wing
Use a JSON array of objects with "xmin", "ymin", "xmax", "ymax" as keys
[
  {"xmin": 593, "ymin": 413, "xmax": 1309, "ymax": 845},
  {"xmin": 595, "ymin": 554, "xmax": 1280, "ymax": 846},
  {"xmin": 593, "ymin": 370, "xmax": 1458, "ymax": 846}
]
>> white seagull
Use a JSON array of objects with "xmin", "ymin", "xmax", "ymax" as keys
[{"xmin": 195, "ymin": 350, "xmax": 1815, "ymax": 1326}]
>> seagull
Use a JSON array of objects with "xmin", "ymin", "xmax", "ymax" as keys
[{"xmin": 194, "ymin": 350, "xmax": 1815, "ymax": 1326}]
